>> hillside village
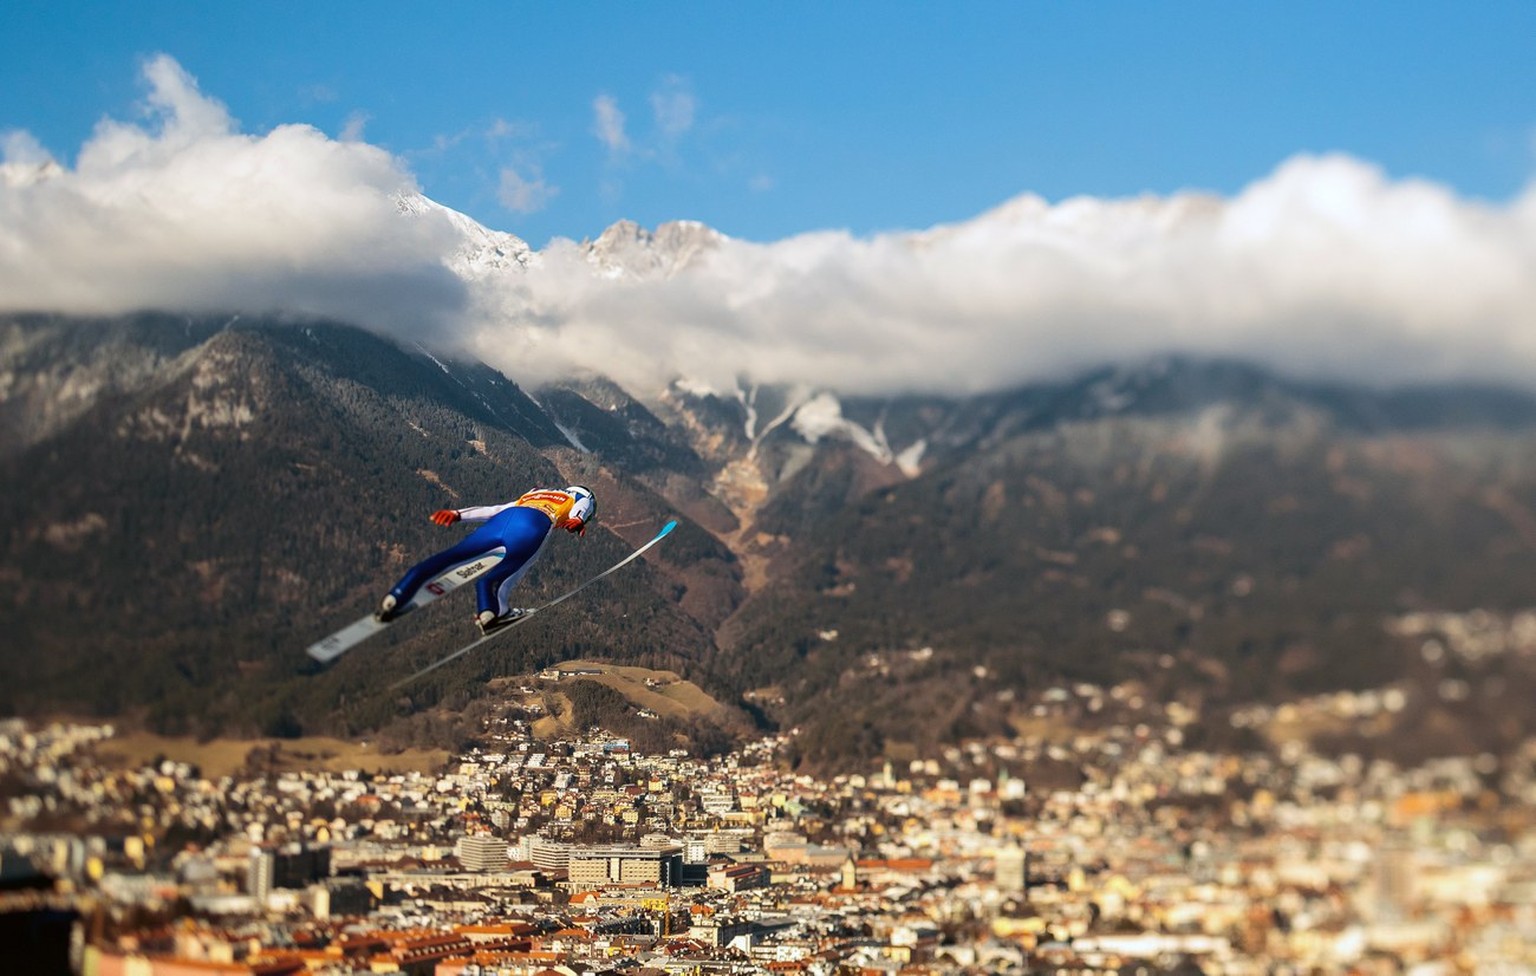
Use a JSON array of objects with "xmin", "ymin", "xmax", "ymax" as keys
[{"xmin": 4, "ymin": 658, "xmax": 1535, "ymax": 975}]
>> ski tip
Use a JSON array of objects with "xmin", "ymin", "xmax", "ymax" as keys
[
  {"xmin": 659, "ymin": 518, "xmax": 678, "ymax": 536},
  {"xmin": 299, "ymin": 653, "xmax": 336, "ymax": 675}
]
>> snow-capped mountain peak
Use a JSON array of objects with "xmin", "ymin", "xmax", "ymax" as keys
[
  {"xmin": 392, "ymin": 192, "xmax": 533, "ymax": 279},
  {"xmin": 584, "ymin": 218, "xmax": 726, "ymax": 280}
]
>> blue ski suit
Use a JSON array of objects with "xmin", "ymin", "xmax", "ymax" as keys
[{"xmin": 386, "ymin": 486, "xmax": 595, "ymax": 618}]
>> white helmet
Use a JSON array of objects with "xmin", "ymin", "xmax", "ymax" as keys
[{"xmin": 566, "ymin": 485, "xmax": 596, "ymax": 522}]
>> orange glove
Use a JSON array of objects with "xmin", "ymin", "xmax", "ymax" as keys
[
  {"xmin": 430, "ymin": 509, "xmax": 461, "ymax": 526},
  {"xmin": 564, "ymin": 516, "xmax": 585, "ymax": 536}
]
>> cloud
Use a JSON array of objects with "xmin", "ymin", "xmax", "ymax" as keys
[
  {"xmin": 299, "ymin": 83, "xmax": 338, "ymax": 105},
  {"xmin": 497, "ymin": 164, "xmax": 558, "ymax": 214},
  {"xmin": 0, "ymin": 54, "xmax": 467, "ymax": 338},
  {"xmin": 1, "ymin": 129, "xmax": 53, "ymax": 166},
  {"xmin": 486, "ymin": 117, "xmax": 534, "ymax": 142},
  {"xmin": 650, "ymin": 75, "xmax": 696, "ymax": 138},
  {"xmin": 425, "ymin": 119, "xmax": 538, "ymax": 158},
  {"xmin": 339, "ymin": 111, "xmax": 370, "ymax": 142},
  {"xmin": 591, "ymin": 94, "xmax": 630, "ymax": 156},
  {"xmin": 462, "ymin": 154, "xmax": 1536, "ymax": 397},
  {"xmin": 5, "ymin": 57, "xmax": 1536, "ymax": 400},
  {"xmin": 137, "ymin": 55, "xmax": 230, "ymax": 139}
]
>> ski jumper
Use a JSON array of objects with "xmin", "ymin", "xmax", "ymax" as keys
[{"xmin": 386, "ymin": 487, "xmax": 596, "ymax": 617}]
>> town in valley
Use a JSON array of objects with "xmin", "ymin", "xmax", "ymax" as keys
[{"xmin": 4, "ymin": 641, "xmax": 1534, "ymax": 975}]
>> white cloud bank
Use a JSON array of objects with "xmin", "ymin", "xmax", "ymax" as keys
[
  {"xmin": 0, "ymin": 54, "xmax": 468, "ymax": 340},
  {"xmin": 474, "ymin": 155, "xmax": 1536, "ymax": 396},
  {"xmin": 4, "ymin": 56, "xmax": 1536, "ymax": 397}
]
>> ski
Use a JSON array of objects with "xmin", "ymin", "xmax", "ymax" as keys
[
  {"xmin": 389, "ymin": 519, "xmax": 678, "ymax": 690},
  {"xmin": 305, "ymin": 549, "xmax": 507, "ymax": 663}
]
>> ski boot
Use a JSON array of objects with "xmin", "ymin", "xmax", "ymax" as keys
[{"xmin": 476, "ymin": 608, "xmax": 529, "ymax": 635}]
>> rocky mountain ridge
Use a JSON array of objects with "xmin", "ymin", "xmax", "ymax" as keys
[{"xmin": 4, "ymin": 312, "xmax": 1536, "ymax": 768}]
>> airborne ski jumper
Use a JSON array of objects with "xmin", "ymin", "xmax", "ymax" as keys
[
  {"xmin": 305, "ymin": 494, "xmax": 674, "ymax": 667},
  {"xmin": 376, "ymin": 485, "xmax": 597, "ymax": 634}
]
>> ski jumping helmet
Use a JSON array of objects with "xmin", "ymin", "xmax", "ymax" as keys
[{"xmin": 566, "ymin": 484, "xmax": 596, "ymax": 521}]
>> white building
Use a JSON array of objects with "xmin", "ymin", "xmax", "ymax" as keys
[{"xmin": 455, "ymin": 834, "xmax": 510, "ymax": 872}]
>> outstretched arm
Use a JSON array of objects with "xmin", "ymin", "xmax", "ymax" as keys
[
  {"xmin": 457, "ymin": 502, "xmax": 519, "ymax": 522},
  {"xmin": 430, "ymin": 502, "xmax": 519, "ymax": 525}
]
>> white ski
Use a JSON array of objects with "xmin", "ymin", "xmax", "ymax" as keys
[
  {"xmin": 305, "ymin": 549, "xmax": 507, "ymax": 663},
  {"xmin": 389, "ymin": 519, "xmax": 678, "ymax": 690}
]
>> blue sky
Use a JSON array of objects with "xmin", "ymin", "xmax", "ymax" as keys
[
  {"xmin": 5, "ymin": 2, "xmax": 1536, "ymax": 395},
  {"xmin": 5, "ymin": 1, "xmax": 1534, "ymax": 247}
]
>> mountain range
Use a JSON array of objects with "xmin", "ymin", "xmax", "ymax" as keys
[{"xmin": 3, "ymin": 203, "xmax": 1536, "ymax": 769}]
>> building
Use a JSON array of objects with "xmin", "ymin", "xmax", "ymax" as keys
[
  {"xmin": 273, "ymin": 844, "xmax": 330, "ymax": 889},
  {"xmin": 522, "ymin": 835, "xmax": 574, "ymax": 872},
  {"xmin": 995, "ymin": 842, "xmax": 1028, "ymax": 894},
  {"xmin": 454, "ymin": 835, "xmax": 510, "ymax": 873},
  {"xmin": 698, "ymin": 791, "xmax": 736, "ymax": 815},
  {"xmin": 567, "ymin": 844, "xmax": 684, "ymax": 889},
  {"xmin": 689, "ymin": 916, "xmax": 756, "ymax": 948},
  {"xmin": 0, "ymin": 857, "xmax": 77, "ymax": 976},
  {"xmin": 707, "ymin": 861, "xmax": 771, "ymax": 893},
  {"xmin": 1374, "ymin": 838, "xmax": 1418, "ymax": 921},
  {"xmin": 246, "ymin": 849, "xmax": 274, "ymax": 903},
  {"xmin": 306, "ymin": 878, "xmax": 374, "ymax": 919},
  {"xmin": 248, "ymin": 844, "xmax": 331, "ymax": 903}
]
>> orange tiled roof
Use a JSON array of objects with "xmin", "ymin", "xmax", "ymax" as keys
[
  {"xmin": 455, "ymin": 922, "xmax": 537, "ymax": 936},
  {"xmin": 855, "ymin": 858, "xmax": 934, "ymax": 872}
]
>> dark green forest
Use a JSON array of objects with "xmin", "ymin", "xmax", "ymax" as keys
[
  {"xmin": 5, "ymin": 315, "xmax": 1536, "ymax": 769},
  {"xmin": 0, "ymin": 317, "xmax": 736, "ymax": 749}
]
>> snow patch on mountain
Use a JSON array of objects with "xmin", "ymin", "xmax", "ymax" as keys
[
  {"xmin": 894, "ymin": 439, "xmax": 927, "ymax": 476},
  {"xmin": 670, "ymin": 377, "xmax": 720, "ymax": 399},
  {"xmin": 1085, "ymin": 358, "xmax": 1176, "ymax": 415},
  {"xmin": 412, "ymin": 342, "xmax": 456, "ymax": 376},
  {"xmin": 551, "ymin": 417, "xmax": 590, "ymax": 453},
  {"xmin": 790, "ymin": 391, "xmax": 906, "ymax": 469},
  {"xmin": 737, "ymin": 384, "xmax": 759, "ymax": 442},
  {"xmin": 522, "ymin": 389, "xmax": 589, "ymax": 452},
  {"xmin": 750, "ymin": 385, "xmax": 814, "ymax": 454},
  {"xmin": 665, "ymin": 379, "xmax": 927, "ymax": 475}
]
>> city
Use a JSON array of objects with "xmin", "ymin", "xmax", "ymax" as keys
[
  {"xmin": 7, "ymin": 7, "xmax": 1536, "ymax": 976},
  {"xmin": 4, "ymin": 658, "xmax": 1534, "ymax": 975}
]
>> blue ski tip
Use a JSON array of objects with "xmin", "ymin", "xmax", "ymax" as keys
[{"xmin": 659, "ymin": 519, "xmax": 678, "ymax": 536}]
